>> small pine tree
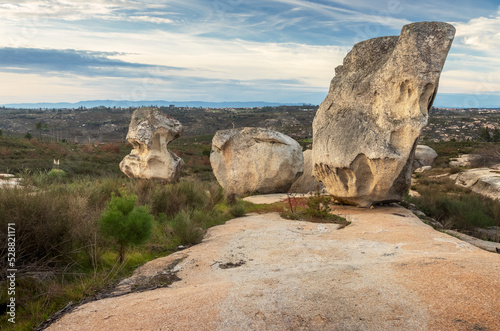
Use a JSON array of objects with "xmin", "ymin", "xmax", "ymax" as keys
[
  {"xmin": 99, "ymin": 191, "xmax": 154, "ymax": 263},
  {"xmin": 24, "ymin": 132, "xmax": 32, "ymax": 140}
]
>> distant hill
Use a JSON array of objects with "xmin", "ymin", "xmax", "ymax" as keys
[{"xmin": 0, "ymin": 100, "xmax": 312, "ymax": 109}]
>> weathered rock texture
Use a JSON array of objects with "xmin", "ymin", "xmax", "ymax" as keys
[
  {"xmin": 48, "ymin": 203, "xmax": 500, "ymax": 331},
  {"xmin": 120, "ymin": 107, "xmax": 184, "ymax": 182},
  {"xmin": 452, "ymin": 166, "xmax": 500, "ymax": 200},
  {"xmin": 412, "ymin": 145, "xmax": 438, "ymax": 171},
  {"xmin": 312, "ymin": 22, "xmax": 455, "ymax": 207},
  {"xmin": 289, "ymin": 150, "xmax": 325, "ymax": 193},
  {"xmin": 210, "ymin": 127, "xmax": 303, "ymax": 196}
]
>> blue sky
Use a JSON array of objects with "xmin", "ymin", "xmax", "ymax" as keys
[{"xmin": 0, "ymin": 0, "xmax": 499, "ymax": 107}]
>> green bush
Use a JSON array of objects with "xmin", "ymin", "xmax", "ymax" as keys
[
  {"xmin": 168, "ymin": 211, "xmax": 205, "ymax": 246},
  {"xmin": 99, "ymin": 191, "xmax": 154, "ymax": 263},
  {"xmin": 229, "ymin": 203, "xmax": 246, "ymax": 217},
  {"xmin": 409, "ymin": 187, "xmax": 497, "ymax": 230},
  {"xmin": 306, "ymin": 193, "xmax": 333, "ymax": 218},
  {"xmin": 48, "ymin": 168, "xmax": 67, "ymax": 179}
]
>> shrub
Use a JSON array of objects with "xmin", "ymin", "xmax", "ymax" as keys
[
  {"xmin": 470, "ymin": 146, "xmax": 500, "ymax": 168},
  {"xmin": 202, "ymin": 147, "xmax": 211, "ymax": 157},
  {"xmin": 146, "ymin": 180, "xmax": 215, "ymax": 217},
  {"xmin": 99, "ymin": 191, "xmax": 154, "ymax": 263},
  {"xmin": 306, "ymin": 192, "xmax": 333, "ymax": 218},
  {"xmin": 48, "ymin": 168, "xmax": 67, "ymax": 178},
  {"xmin": 409, "ymin": 187, "xmax": 496, "ymax": 230},
  {"xmin": 0, "ymin": 185, "xmax": 96, "ymax": 270},
  {"xmin": 168, "ymin": 211, "xmax": 205, "ymax": 246},
  {"xmin": 229, "ymin": 203, "xmax": 246, "ymax": 217}
]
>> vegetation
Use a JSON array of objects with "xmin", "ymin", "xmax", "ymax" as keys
[
  {"xmin": 99, "ymin": 191, "xmax": 154, "ymax": 263},
  {"xmin": 2, "ymin": 107, "xmax": 500, "ymax": 329},
  {"xmin": 246, "ymin": 193, "xmax": 349, "ymax": 226},
  {"xmin": 0, "ymin": 174, "xmax": 239, "ymax": 330},
  {"xmin": 407, "ymin": 141, "xmax": 500, "ymax": 234}
]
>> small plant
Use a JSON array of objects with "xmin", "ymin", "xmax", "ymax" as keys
[
  {"xmin": 229, "ymin": 202, "xmax": 246, "ymax": 217},
  {"xmin": 99, "ymin": 190, "xmax": 154, "ymax": 263},
  {"xmin": 24, "ymin": 132, "xmax": 33, "ymax": 140},
  {"xmin": 48, "ymin": 168, "xmax": 67, "ymax": 178},
  {"xmin": 306, "ymin": 191, "xmax": 332, "ymax": 219},
  {"xmin": 286, "ymin": 193, "xmax": 297, "ymax": 213},
  {"xmin": 168, "ymin": 211, "xmax": 205, "ymax": 246}
]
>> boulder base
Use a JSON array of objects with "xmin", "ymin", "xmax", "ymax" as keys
[{"xmin": 289, "ymin": 150, "xmax": 325, "ymax": 193}]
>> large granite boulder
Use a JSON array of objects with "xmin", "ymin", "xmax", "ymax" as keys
[
  {"xmin": 412, "ymin": 145, "xmax": 438, "ymax": 171},
  {"xmin": 312, "ymin": 22, "xmax": 455, "ymax": 207},
  {"xmin": 210, "ymin": 127, "xmax": 303, "ymax": 196},
  {"xmin": 120, "ymin": 107, "xmax": 184, "ymax": 182},
  {"xmin": 289, "ymin": 150, "xmax": 325, "ymax": 193}
]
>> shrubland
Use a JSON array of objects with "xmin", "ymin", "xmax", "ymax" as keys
[
  {"xmin": 0, "ymin": 134, "xmax": 243, "ymax": 330},
  {"xmin": 0, "ymin": 174, "xmax": 245, "ymax": 330},
  {"xmin": 407, "ymin": 141, "xmax": 500, "ymax": 237},
  {"xmin": 2, "ymin": 135, "xmax": 500, "ymax": 329}
]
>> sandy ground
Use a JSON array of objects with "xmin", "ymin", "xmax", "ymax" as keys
[{"xmin": 48, "ymin": 198, "xmax": 500, "ymax": 331}]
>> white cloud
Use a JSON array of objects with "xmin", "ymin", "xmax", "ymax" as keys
[
  {"xmin": 452, "ymin": 7, "xmax": 500, "ymax": 53},
  {"xmin": 129, "ymin": 15, "xmax": 173, "ymax": 24}
]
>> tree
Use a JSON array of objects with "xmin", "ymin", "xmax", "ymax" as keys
[
  {"xmin": 479, "ymin": 127, "xmax": 491, "ymax": 142},
  {"xmin": 35, "ymin": 122, "xmax": 42, "ymax": 141},
  {"xmin": 24, "ymin": 132, "xmax": 32, "ymax": 140},
  {"xmin": 99, "ymin": 191, "xmax": 154, "ymax": 263},
  {"xmin": 493, "ymin": 128, "xmax": 500, "ymax": 143}
]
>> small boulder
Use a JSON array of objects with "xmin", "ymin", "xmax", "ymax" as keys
[
  {"xmin": 120, "ymin": 107, "xmax": 184, "ymax": 182},
  {"xmin": 414, "ymin": 166, "xmax": 432, "ymax": 173},
  {"xmin": 312, "ymin": 22, "xmax": 455, "ymax": 207},
  {"xmin": 210, "ymin": 127, "xmax": 303, "ymax": 196},
  {"xmin": 449, "ymin": 154, "xmax": 475, "ymax": 167},
  {"xmin": 289, "ymin": 150, "xmax": 325, "ymax": 193},
  {"xmin": 453, "ymin": 167, "xmax": 500, "ymax": 200},
  {"xmin": 412, "ymin": 145, "xmax": 438, "ymax": 171}
]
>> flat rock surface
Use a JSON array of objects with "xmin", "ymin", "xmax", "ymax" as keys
[{"xmin": 48, "ymin": 202, "xmax": 500, "ymax": 331}]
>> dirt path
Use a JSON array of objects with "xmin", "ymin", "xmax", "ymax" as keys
[{"xmin": 48, "ymin": 202, "xmax": 500, "ymax": 331}]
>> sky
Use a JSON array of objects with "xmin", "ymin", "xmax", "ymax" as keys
[{"xmin": 0, "ymin": 0, "xmax": 499, "ymax": 107}]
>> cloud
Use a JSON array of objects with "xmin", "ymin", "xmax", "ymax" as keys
[
  {"xmin": 0, "ymin": 0, "xmax": 176, "ymax": 24},
  {"xmin": 452, "ymin": 7, "xmax": 500, "ymax": 53},
  {"xmin": 0, "ymin": 47, "xmax": 187, "ymax": 77},
  {"xmin": 129, "ymin": 15, "xmax": 173, "ymax": 24}
]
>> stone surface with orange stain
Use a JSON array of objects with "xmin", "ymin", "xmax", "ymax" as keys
[{"xmin": 48, "ymin": 201, "xmax": 500, "ymax": 331}]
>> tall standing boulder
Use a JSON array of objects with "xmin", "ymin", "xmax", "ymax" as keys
[
  {"xmin": 210, "ymin": 127, "xmax": 303, "ymax": 196},
  {"xmin": 120, "ymin": 107, "xmax": 184, "ymax": 182},
  {"xmin": 312, "ymin": 22, "xmax": 455, "ymax": 207}
]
